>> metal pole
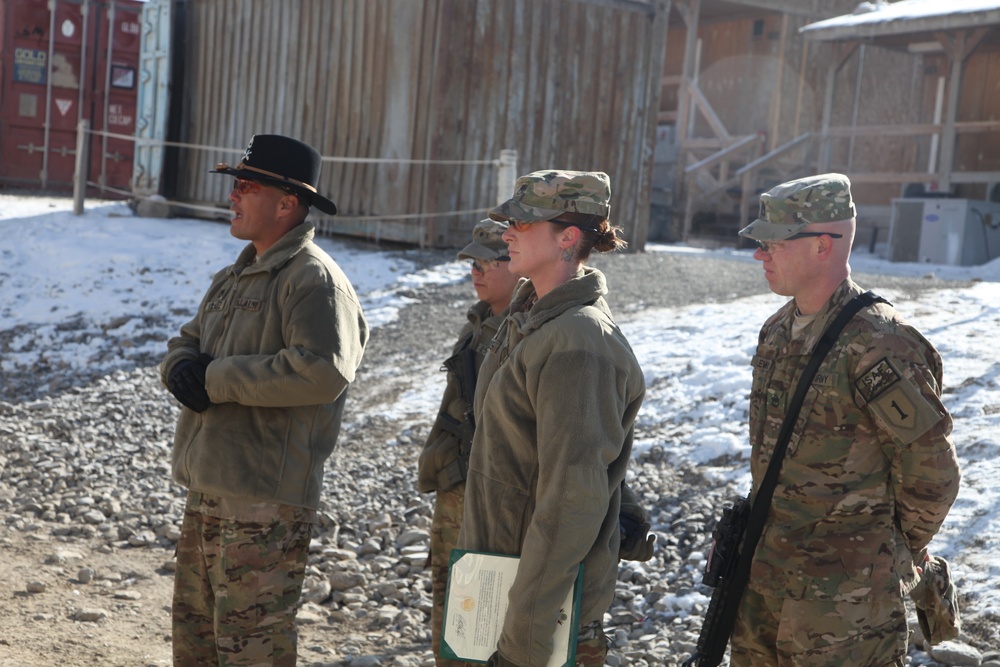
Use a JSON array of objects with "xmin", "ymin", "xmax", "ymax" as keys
[
  {"xmin": 74, "ymin": 119, "xmax": 91, "ymax": 214},
  {"xmin": 77, "ymin": 0, "xmax": 89, "ymax": 129},
  {"xmin": 42, "ymin": 0, "xmax": 58, "ymax": 188},
  {"xmin": 497, "ymin": 149, "xmax": 518, "ymax": 205},
  {"xmin": 100, "ymin": 2, "xmax": 116, "ymax": 189},
  {"xmin": 847, "ymin": 45, "xmax": 866, "ymax": 170}
]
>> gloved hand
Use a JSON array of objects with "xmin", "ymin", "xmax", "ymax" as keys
[
  {"xmin": 486, "ymin": 650, "xmax": 522, "ymax": 667},
  {"xmin": 418, "ymin": 412, "xmax": 472, "ymax": 493},
  {"xmin": 417, "ymin": 430, "xmax": 461, "ymax": 493},
  {"xmin": 910, "ymin": 553, "xmax": 961, "ymax": 645},
  {"xmin": 619, "ymin": 482, "xmax": 656, "ymax": 562},
  {"xmin": 167, "ymin": 353, "xmax": 213, "ymax": 413}
]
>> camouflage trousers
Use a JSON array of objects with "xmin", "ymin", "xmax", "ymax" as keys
[
  {"xmin": 573, "ymin": 620, "xmax": 610, "ymax": 667},
  {"xmin": 431, "ymin": 485, "xmax": 466, "ymax": 667},
  {"xmin": 172, "ymin": 508, "xmax": 312, "ymax": 667},
  {"xmin": 730, "ymin": 587, "xmax": 907, "ymax": 667}
]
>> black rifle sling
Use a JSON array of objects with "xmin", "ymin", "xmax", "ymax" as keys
[{"xmin": 709, "ymin": 290, "xmax": 886, "ymax": 659}]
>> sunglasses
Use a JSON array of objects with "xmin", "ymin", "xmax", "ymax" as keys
[
  {"xmin": 470, "ymin": 257, "xmax": 511, "ymax": 273},
  {"xmin": 232, "ymin": 178, "xmax": 297, "ymax": 198},
  {"xmin": 755, "ymin": 231, "xmax": 843, "ymax": 254},
  {"xmin": 508, "ymin": 220, "xmax": 534, "ymax": 232}
]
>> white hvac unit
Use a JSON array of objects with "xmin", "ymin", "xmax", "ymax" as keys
[{"xmin": 888, "ymin": 198, "xmax": 1000, "ymax": 265}]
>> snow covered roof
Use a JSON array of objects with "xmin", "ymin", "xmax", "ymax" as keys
[{"xmin": 800, "ymin": 0, "xmax": 1000, "ymax": 41}]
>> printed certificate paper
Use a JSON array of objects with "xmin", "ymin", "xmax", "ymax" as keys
[{"xmin": 440, "ymin": 550, "xmax": 583, "ymax": 666}]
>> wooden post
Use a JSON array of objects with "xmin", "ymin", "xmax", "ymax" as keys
[
  {"xmin": 497, "ymin": 149, "xmax": 518, "ymax": 205},
  {"xmin": 793, "ymin": 39, "xmax": 808, "ymax": 138},
  {"xmin": 936, "ymin": 28, "xmax": 987, "ymax": 192},
  {"xmin": 818, "ymin": 43, "xmax": 857, "ymax": 173},
  {"xmin": 674, "ymin": 0, "xmax": 701, "ymax": 147},
  {"xmin": 73, "ymin": 119, "xmax": 91, "ymax": 215},
  {"xmin": 672, "ymin": 0, "xmax": 701, "ymax": 242},
  {"xmin": 768, "ymin": 14, "xmax": 789, "ymax": 153},
  {"xmin": 632, "ymin": 0, "xmax": 672, "ymax": 251}
]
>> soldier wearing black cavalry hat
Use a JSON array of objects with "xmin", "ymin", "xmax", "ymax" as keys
[{"xmin": 161, "ymin": 134, "xmax": 369, "ymax": 666}]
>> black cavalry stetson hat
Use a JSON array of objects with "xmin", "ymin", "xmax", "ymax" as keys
[{"xmin": 212, "ymin": 134, "xmax": 338, "ymax": 215}]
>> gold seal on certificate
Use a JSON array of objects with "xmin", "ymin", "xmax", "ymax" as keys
[{"xmin": 440, "ymin": 550, "xmax": 583, "ymax": 666}]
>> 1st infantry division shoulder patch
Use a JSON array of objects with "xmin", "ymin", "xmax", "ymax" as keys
[
  {"xmin": 856, "ymin": 357, "xmax": 899, "ymax": 403},
  {"xmin": 856, "ymin": 356, "xmax": 942, "ymax": 443}
]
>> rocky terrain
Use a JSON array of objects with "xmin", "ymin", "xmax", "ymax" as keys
[{"xmin": 0, "ymin": 248, "xmax": 996, "ymax": 666}]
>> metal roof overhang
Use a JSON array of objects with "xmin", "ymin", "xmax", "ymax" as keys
[
  {"xmin": 680, "ymin": 0, "xmax": 857, "ymax": 23},
  {"xmin": 799, "ymin": 3, "xmax": 1000, "ymax": 46}
]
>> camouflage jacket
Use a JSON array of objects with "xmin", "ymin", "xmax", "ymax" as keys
[
  {"xmin": 417, "ymin": 299, "xmax": 506, "ymax": 493},
  {"xmin": 458, "ymin": 267, "xmax": 646, "ymax": 666},
  {"xmin": 748, "ymin": 278, "xmax": 960, "ymax": 601}
]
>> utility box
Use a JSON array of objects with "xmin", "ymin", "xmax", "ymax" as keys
[{"xmin": 888, "ymin": 198, "xmax": 1000, "ymax": 266}]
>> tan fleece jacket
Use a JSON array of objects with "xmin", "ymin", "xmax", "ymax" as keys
[
  {"xmin": 458, "ymin": 267, "xmax": 645, "ymax": 667},
  {"xmin": 160, "ymin": 222, "xmax": 369, "ymax": 509}
]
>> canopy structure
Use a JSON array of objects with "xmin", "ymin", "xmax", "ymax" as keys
[
  {"xmin": 799, "ymin": 0, "xmax": 1000, "ymax": 194},
  {"xmin": 800, "ymin": 1, "xmax": 1000, "ymax": 45}
]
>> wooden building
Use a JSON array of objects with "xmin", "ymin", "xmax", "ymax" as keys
[
  {"xmin": 133, "ymin": 0, "xmax": 1000, "ymax": 252},
  {"xmin": 652, "ymin": 0, "xmax": 1000, "ymax": 248},
  {"xmin": 142, "ymin": 0, "xmax": 670, "ymax": 249}
]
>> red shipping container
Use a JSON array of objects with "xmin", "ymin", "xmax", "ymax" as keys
[{"xmin": 0, "ymin": 0, "xmax": 142, "ymax": 195}]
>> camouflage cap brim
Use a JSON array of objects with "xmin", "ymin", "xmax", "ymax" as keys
[
  {"xmin": 487, "ymin": 200, "xmax": 565, "ymax": 225},
  {"xmin": 456, "ymin": 241, "xmax": 508, "ymax": 261},
  {"xmin": 738, "ymin": 217, "xmax": 812, "ymax": 242}
]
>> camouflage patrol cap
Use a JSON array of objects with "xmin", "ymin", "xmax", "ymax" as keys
[
  {"xmin": 457, "ymin": 219, "xmax": 509, "ymax": 261},
  {"xmin": 488, "ymin": 170, "xmax": 611, "ymax": 225},
  {"xmin": 739, "ymin": 173, "xmax": 856, "ymax": 241}
]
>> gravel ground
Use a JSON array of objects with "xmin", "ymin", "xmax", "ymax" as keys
[{"xmin": 1, "ymin": 247, "xmax": 992, "ymax": 667}]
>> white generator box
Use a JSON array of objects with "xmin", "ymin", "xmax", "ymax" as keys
[{"xmin": 888, "ymin": 198, "xmax": 1000, "ymax": 265}]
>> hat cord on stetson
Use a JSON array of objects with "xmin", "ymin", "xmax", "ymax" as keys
[{"xmin": 214, "ymin": 161, "xmax": 319, "ymax": 194}]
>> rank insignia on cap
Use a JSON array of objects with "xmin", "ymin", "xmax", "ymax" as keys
[{"xmin": 856, "ymin": 358, "xmax": 900, "ymax": 403}]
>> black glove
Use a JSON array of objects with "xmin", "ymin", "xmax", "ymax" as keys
[
  {"xmin": 486, "ymin": 650, "xmax": 522, "ymax": 667},
  {"xmin": 167, "ymin": 354, "xmax": 213, "ymax": 413},
  {"xmin": 619, "ymin": 483, "xmax": 656, "ymax": 562}
]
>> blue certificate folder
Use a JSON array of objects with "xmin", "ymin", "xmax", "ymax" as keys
[{"xmin": 440, "ymin": 549, "xmax": 584, "ymax": 667}]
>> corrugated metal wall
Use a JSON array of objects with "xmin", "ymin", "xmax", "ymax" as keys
[{"xmin": 170, "ymin": 0, "xmax": 667, "ymax": 249}]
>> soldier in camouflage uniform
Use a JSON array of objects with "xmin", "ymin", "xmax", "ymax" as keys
[
  {"xmin": 417, "ymin": 219, "xmax": 520, "ymax": 667},
  {"xmin": 161, "ymin": 134, "xmax": 368, "ymax": 666},
  {"xmin": 734, "ymin": 173, "xmax": 961, "ymax": 667}
]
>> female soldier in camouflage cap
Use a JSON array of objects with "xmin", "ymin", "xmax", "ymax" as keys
[{"xmin": 455, "ymin": 170, "xmax": 646, "ymax": 667}]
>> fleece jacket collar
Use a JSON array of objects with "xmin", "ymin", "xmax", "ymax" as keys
[
  {"xmin": 507, "ymin": 266, "xmax": 610, "ymax": 335},
  {"xmin": 232, "ymin": 222, "xmax": 316, "ymax": 276}
]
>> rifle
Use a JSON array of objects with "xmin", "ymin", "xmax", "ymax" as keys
[
  {"xmin": 683, "ymin": 292, "xmax": 885, "ymax": 667},
  {"xmin": 682, "ymin": 497, "xmax": 751, "ymax": 667}
]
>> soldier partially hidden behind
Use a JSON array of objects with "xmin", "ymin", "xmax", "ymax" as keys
[
  {"xmin": 734, "ymin": 173, "xmax": 961, "ymax": 666},
  {"xmin": 417, "ymin": 219, "xmax": 520, "ymax": 667},
  {"xmin": 160, "ymin": 134, "xmax": 368, "ymax": 666}
]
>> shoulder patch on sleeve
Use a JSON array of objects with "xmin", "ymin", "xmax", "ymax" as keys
[
  {"xmin": 855, "ymin": 357, "xmax": 899, "ymax": 402},
  {"xmin": 858, "ymin": 358, "xmax": 945, "ymax": 444},
  {"xmin": 867, "ymin": 383, "xmax": 943, "ymax": 444}
]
